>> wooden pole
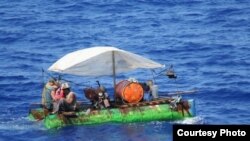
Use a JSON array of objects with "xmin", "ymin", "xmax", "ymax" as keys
[{"xmin": 112, "ymin": 51, "xmax": 116, "ymax": 100}]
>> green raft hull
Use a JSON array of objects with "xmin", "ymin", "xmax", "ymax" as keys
[{"xmin": 29, "ymin": 99, "xmax": 195, "ymax": 129}]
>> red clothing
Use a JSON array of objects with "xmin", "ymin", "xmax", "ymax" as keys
[{"xmin": 54, "ymin": 88, "xmax": 64, "ymax": 101}]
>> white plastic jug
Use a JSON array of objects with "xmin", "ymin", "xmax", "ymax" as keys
[{"xmin": 151, "ymin": 85, "xmax": 158, "ymax": 99}]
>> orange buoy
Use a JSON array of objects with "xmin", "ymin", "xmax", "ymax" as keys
[{"xmin": 115, "ymin": 80, "xmax": 144, "ymax": 103}]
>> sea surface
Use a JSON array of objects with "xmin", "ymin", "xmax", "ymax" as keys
[{"xmin": 0, "ymin": 0, "xmax": 249, "ymax": 141}]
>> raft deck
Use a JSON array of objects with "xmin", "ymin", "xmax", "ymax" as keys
[{"xmin": 29, "ymin": 98, "xmax": 195, "ymax": 129}]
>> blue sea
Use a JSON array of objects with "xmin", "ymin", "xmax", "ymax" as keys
[{"xmin": 0, "ymin": 0, "xmax": 249, "ymax": 140}]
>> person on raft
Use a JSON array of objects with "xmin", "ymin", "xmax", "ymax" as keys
[
  {"xmin": 41, "ymin": 78, "xmax": 59, "ymax": 110},
  {"xmin": 53, "ymin": 82, "xmax": 68, "ymax": 101},
  {"xmin": 52, "ymin": 83, "xmax": 78, "ymax": 114}
]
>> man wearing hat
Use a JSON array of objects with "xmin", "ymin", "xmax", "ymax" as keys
[
  {"xmin": 52, "ymin": 82, "xmax": 78, "ymax": 114},
  {"xmin": 61, "ymin": 83, "xmax": 71, "ymax": 97},
  {"xmin": 54, "ymin": 82, "xmax": 71, "ymax": 101}
]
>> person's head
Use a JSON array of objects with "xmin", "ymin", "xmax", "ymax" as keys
[
  {"xmin": 48, "ymin": 78, "xmax": 56, "ymax": 86},
  {"xmin": 61, "ymin": 83, "xmax": 71, "ymax": 95}
]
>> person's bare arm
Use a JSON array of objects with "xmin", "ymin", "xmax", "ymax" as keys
[{"xmin": 51, "ymin": 89, "xmax": 56, "ymax": 100}]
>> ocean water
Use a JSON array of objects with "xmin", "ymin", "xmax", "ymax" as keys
[{"xmin": 0, "ymin": 0, "xmax": 250, "ymax": 140}]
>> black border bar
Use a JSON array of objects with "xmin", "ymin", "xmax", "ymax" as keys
[{"xmin": 173, "ymin": 124, "xmax": 250, "ymax": 141}]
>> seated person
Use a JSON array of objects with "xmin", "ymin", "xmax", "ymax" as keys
[
  {"xmin": 52, "ymin": 83, "xmax": 78, "ymax": 114},
  {"xmin": 41, "ymin": 78, "xmax": 59, "ymax": 110},
  {"xmin": 52, "ymin": 93, "xmax": 77, "ymax": 114}
]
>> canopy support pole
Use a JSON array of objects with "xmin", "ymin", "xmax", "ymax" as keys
[{"xmin": 112, "ymin": 51, "xmax": 117, "ymax": 101}]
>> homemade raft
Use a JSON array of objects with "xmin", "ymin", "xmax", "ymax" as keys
[
  {"xmin": 29, "ymin": 98, "xmax": 195, "ymax": 129},
  {"xmin": 29, "ymin": 46, "xmax": 197, "ymax": 129}
]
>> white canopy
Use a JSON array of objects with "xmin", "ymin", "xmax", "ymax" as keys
[{"xmin": 48, "ymin": 46, "xmax": 164, "ymax": 76}]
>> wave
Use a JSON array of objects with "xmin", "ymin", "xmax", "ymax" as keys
[
  {"xmin": 0, "ymin": 116, "xmax": 45, "ymax": 131},
  {"xmin": 172, "ymin": 116, "xmax": 205, "ymax": 124}
]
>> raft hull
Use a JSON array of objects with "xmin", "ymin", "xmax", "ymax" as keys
[{"xmin": 29, "ymin": 99, "xmax": 195, "ymax": 129}]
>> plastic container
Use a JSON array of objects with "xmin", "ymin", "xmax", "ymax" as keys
[{"xmin": 151, "ymin": 85, "xmax": 158, "ymax": 99}]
